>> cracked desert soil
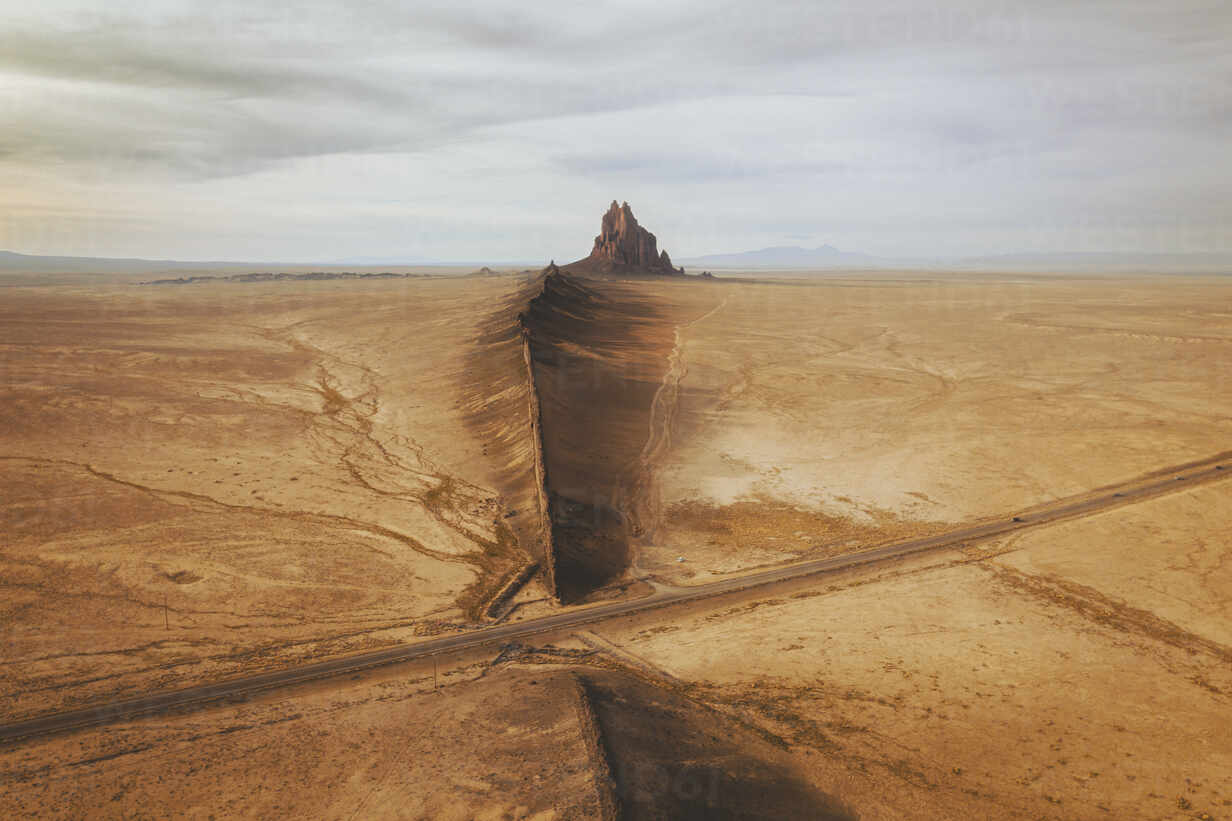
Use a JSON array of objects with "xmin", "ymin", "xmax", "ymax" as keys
[{"xmin": 2, "ymin": 270, "xmax": 1231, "ymax": 819}]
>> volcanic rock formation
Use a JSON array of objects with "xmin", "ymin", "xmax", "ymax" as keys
[
  {"xmin": 567, "ymin": 201, "xmax": 685, "ymax": 276},
  {"xmin": 465, "ymin": 204, "xmax": 698, "ymax": 607}
]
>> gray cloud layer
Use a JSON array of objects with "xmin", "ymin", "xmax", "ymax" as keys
[{"xmin": 1, "ymin": 0, "xmax": 1229, "ymax": 259}]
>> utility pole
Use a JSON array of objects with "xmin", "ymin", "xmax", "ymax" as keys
[
  {"xmin": 164, "ymin": 593, "xmax": 169, "ymax": 630},
  {"xmin": 433, "ymin": 655, "xmax": 438, "ymax": 692}
]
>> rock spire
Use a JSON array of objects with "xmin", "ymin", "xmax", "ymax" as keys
[{"xmin": 577, "ymin": 201, "xmax": 683, "ymax": 275}]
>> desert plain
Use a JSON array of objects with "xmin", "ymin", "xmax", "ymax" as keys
[{"xmin": 1, "ymin": 267, "xmax": 1231, "ymax": 819}]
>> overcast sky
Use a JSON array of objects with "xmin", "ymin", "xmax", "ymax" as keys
[{"xmin": 1, "ymin": 0, "xmax": 1229, "ymax": 261}]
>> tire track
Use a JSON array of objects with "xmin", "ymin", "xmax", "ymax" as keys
[{"xmin": 623, "ymin": 294, "xmax": 729, "ymax": 542}]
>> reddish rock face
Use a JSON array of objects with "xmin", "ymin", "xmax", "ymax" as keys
[{"xmin": 582, "ymin": 201, "xmax": 682, "ymax": 275}]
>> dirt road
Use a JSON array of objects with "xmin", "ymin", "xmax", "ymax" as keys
[{"xmin": 1, "ymin": 453, "xmax": 1227, "ymax": 746}]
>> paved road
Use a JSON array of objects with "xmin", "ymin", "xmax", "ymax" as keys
[{"xmin": 2, "ymin": 456, "xmax": 1227, "ymax": 746}]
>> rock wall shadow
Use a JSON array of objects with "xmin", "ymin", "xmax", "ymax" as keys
[
  {"xmin": 522, "ymin": 271, "xmax": 676, "ymax": 603},
  {"xmin": 580, "ymin": 671, "xmax": 857, "ymax": 820},
  {"xmin": 456, "ymin": 272, "xmax": 555, "ymax": 608}
]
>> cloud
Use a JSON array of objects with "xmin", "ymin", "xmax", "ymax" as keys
[{"xmin": 0, "ymin": 0, "xmax": 1228, "ymax": 258}]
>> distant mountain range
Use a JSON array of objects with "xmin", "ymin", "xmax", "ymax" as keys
[
  {"xmin": 679, "ymin": 244, "xmax": 879, "ymax": 268},
  {"xmin": 0, "ymin": 249, "xmax": 472, "ymax": 272},
  {"xmin": 0, "ymin": 250, "xmax": 291, "ymax": 279},
  {"xmin": 0, "ymin": 250, "xmax": 527, "ymax": 274},
  {"xmin": 3, "ymin": 247, "xmax": 1230, "ymax": 280},
  {"xmin": 331, "ymin": 255, "xmax": 443, "ymax": 266},
  {"xmin": 678, "ymin": 245, "xmax": 1232, "ymax": 272},
  {"xmin": 0, "ymin": 250, "xmax": 214, "ymax": 273},
  {"xmin": 0, "ymin": 251, "xmax": 489, "ymax": 284}
]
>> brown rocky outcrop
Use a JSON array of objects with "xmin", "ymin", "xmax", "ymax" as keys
[{"xmin": 567, "ymin": 201, "xmax": 684, "ymax": 276}]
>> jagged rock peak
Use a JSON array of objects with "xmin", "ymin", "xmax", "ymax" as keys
[{"xmin": 585, "ymin": 201, "xmax": 682, "ymax": 274}]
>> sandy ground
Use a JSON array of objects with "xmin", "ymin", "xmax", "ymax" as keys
[
  {"xmin": 0, "ymin": 658, "xmax": 609, "ymax": 820},
  {"xmin": 2, "ymin": 270, "xmax": 1230, "ymax": 818},
  {"xmin": 0, "ymin": 276, "xmax": 551, "ymax": 720},
  {"xmin": 633, "ymin": 274, "xmax": 1232, "ymax": 583},
  {"xmin": 593, "ymin": 484, "xmax": 1232, "ymax": 818},
  {"xmin": 2, "ymin": 479, "xmax": 1227, "ymax": 819}
]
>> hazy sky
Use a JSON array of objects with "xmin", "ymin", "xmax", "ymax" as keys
[{"xmin": 1, "ymin": 0, "xmax": 1229, "ymax": 261}]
